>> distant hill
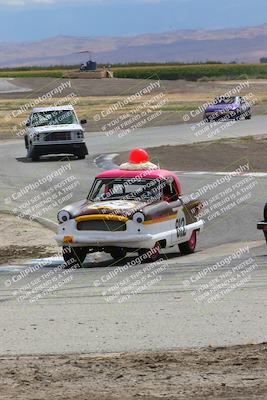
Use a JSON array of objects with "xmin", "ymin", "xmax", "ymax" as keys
[{"xmin": 1, "ymin": 24, "xmax": 267, "ymax": 67}]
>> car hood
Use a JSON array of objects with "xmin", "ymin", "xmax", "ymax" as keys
[
  {"xmin": 64, "ymin": 199, "xmax": 149, "ymax": 219},
  {"xmin": 205, "ymin": 104, "xmax": 238, "ymax": 112},
  {"xmin": 29, "ymin": 124, "xmax": 82, "ymax": 134}
]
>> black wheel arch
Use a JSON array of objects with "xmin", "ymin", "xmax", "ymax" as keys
[{"xmin": 264, "ymin": 203, "xmax": 267, "ymax": 221}]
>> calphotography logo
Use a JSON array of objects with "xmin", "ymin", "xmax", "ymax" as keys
[{"xmin": 93, "ymin": 79, "xmax": 169, "ymax": 138}]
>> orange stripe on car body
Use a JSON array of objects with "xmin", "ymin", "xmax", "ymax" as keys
[
  {"xmin": 75, "ymin": 214, "xmax": 129, "ymax": 223},
  {"xmin": 143, "ymin": 214, "xmax": 177, "ymax": 225}
]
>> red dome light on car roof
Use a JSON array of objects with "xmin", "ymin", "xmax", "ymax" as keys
[{"xmin": 129, "ymin": 148, "xmax": 149, "ymax": 164}]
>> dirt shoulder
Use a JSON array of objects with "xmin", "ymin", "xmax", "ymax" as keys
[
  {"xmin": 0, "ymin": 77, "xmax": 266, "ymax": 139},
  {"xmin": 0, "ymin": 343, "xmax": 266, "ymax": 400},
  {"xmin": 115, "ymin": 135, "xmax": 267, "ymax": 172},
  {"xmin": 0, "ymin": 213, "xmax": 58, "ymax": 265}
]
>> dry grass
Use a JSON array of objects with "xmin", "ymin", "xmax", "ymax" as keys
[
  {"xmin": 1, "ymin": 86, "xmax": 266, "ymax": 140},
  {"xmin": 0, "ymin": 95, "xmax": 204, "ymax": 139}
]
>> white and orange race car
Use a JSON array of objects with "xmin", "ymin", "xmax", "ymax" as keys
[{"xmin": 55, "ymin": 149, "xmax": 204, "ymax": 267}]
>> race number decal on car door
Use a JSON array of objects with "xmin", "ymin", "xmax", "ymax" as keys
[{"xmin": 176, "ymin": 217, "xmax": 186, "ymax": 238}]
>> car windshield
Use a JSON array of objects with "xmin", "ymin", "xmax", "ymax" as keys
[
  {"xmin": 31, "ymin": 110, "xmax": 78, "ymax": 127},
  {"xmin": 88, "ymin": 178, "xmax": 164, "ymax": 202},
  {"xmin": 215, "ymin": 97, "xmax": 237, "ymax": 105}
]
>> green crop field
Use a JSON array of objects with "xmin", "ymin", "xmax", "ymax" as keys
[
  {"xmin": 0, "ymin": 63, "xmax": 267, "ymax": 80},
  {"xmin": 0, "ymin": 69, "xmax": 73, "ymax": 78},
  {"xmin": 113, "ymin": 64, "xmax": 267, "ymax": 81}
]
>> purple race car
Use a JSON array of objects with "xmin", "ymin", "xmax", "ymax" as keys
[{"xmin": 204, "ymin": 96, "xmax": 251, "ymax": 122}]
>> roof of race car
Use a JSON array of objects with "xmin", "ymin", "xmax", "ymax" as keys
[
  {"xmin": 96, "ymin": 168, "xmax": 175, "ymax": 179},
  {"xmin": 96, "ymin": 169, "xmax": 183, "ymax": 194}
]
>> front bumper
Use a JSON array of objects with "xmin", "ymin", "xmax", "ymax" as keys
[
  {"xmin": 54, "ymin": 220, "xmax": 204, "ymax": 249},
  {"xmin": 205, "ymin": 110, "xmax": 236, "ymax": 119},
  {"xmin": 55, "ymin": 232, "xmax": 155, "ymax": 248},
  {"xmin": 29, "ymin": 142, "xmax": 88, "ymax": 157}
]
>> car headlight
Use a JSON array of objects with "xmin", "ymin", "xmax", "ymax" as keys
[
  {"xmin": 132, "ymin": 212, "xmax": 145, "ymax": 224},
  {"xmin": 33, "ymin": 133, "xmax": 40, "ymax": 141},
  {"xmin": 57, "ymin": 210, "xmax": 71, "ymax": 223},
  {"xmin": 76, "ymin": 131, "xmax": 84, "ymax": 139}
]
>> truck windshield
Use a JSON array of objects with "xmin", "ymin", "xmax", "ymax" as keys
[{"xmin": 31, "ymin": 110, "xmax": 78, "ymax": 127}]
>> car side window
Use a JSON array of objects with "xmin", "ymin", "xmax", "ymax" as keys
[{"xmin": 163, "ymin": 178, "xmax": 179, "ymax": 202}]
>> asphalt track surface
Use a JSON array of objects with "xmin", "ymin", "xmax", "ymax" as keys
[
  {"xmin": 0, "ymin": 116, "xmax": 266, "ymax": 356},
  {"xmin": 0, "ymin": 78, "xmax": 30, "ymax": 94}
]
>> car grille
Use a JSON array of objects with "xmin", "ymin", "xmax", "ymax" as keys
[
  {"xmin": 77, "ymin": 220, "xmax": 126, "ymax": 232},
  {"xmin": 44, "ymin": 132, "xmax": 71, "ymax": 141}
]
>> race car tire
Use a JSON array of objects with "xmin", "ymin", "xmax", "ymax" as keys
[
  {"xmin": 138, "ymin": 241, "xmax": 161, "ymax": 263},
  {"xmin": 110, "ymin": 247, "xmax": 127, "ymax": 261},
  {"xmin": 179, "ymin": 231, "xmax": 197, "ymax": 255},
  {"xmin": 264, "ymin": 203, "xmax": 267, "ymax": 221},
  {"xmin": 62, "ymin": 246, "xmax": 87, "ymax": 268},
  {"xmin": 264, "ymin": 203, "xmax": 267, "ymax": 243}
]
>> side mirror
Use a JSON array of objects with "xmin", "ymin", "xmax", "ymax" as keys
[{"xmin": 80, "ymin": 119, "xmax": 87, "ymax": 125}]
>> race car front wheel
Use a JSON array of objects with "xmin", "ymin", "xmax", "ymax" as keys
[
  {"xmin": 138, "ymin": 242, "xmax": 161, "ymax": 263},
  {"xmin": 179, "ymin": 231, "xmax": 197, "ymax": 255},
  {"xmin": 63, "ymin": 246, "xmax": 87, "ymax": 268},
  {"xmin": 110, "ymin": 247, "xmax": 127, "ymax": 261}
]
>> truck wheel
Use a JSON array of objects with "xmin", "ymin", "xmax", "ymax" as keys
[
  {"xmin": 110, "ymin": 248, "xmax": 127, "ymax": 261},
  {"xmin": 138, "ymin": 241, "xmax": 161, "ymax": 263},
  {"xmin": 63, "ymin": 246, "xmax": 87, "ymax": 268},
  {"xmin": 77, "ymin": 154, "xmax": 86, "ymax": 160},
  {"xmin": 24, "ymin": 136, "xmax": 29, "ymax": 149},
  {"xmin": 179, "ymin": 231, "xmax": 197, "ymax": 255},
  {"xmin": 28, "ymin": 146, "xmax": 39, "ymax": 161}
]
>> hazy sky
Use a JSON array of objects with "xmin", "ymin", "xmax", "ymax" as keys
[{"xmin": 0, "ymin": 0, "xmax": 266, "ymax": 42}]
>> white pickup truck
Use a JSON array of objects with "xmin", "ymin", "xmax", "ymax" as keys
[{"xmin": 24, "ymin": 105, "xmax": 88, "ymax": 161}]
